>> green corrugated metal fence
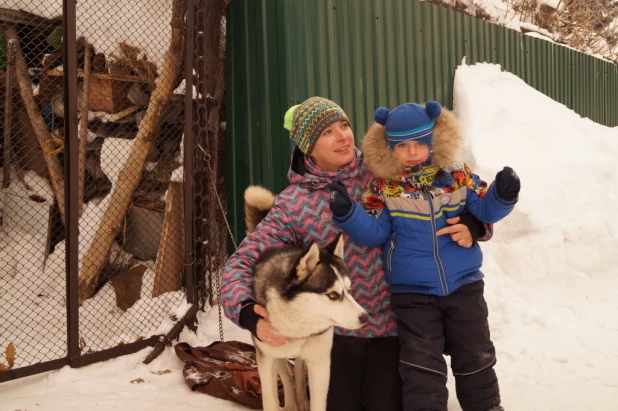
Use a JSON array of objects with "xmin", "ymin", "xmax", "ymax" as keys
[{"xmin": 226, "ymin": 0, "xmax": 618, "ymax": 243}]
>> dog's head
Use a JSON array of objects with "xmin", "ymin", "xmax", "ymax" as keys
[{"xmin": 281, "ymin": 233, "xmax": 368, "ymax": 331}]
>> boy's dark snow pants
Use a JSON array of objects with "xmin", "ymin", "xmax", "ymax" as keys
[{"xmin": 391, "ymin": 280, "xmax": 501, "ymax": 411}]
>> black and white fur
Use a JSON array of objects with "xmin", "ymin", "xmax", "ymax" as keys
[{"xmin": 245, "ymin": 186, "xmax": 368, "ymax": 411}]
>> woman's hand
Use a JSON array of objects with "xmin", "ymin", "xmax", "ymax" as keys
[
  {"xmin": 435, "ymin": 216, "xmax": 474, "ymax": 248},
  {"xmin": 254, "ymin": 304, "xmax": 289, "ymax": 346},
  {"xmin": 326, "ymin": 181, "xmax": 353, "ymax": 218}
]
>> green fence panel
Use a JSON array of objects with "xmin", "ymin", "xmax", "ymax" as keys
[{"xmin": 226, "ymin": 0, "xmax": 618, "ymax": 243}]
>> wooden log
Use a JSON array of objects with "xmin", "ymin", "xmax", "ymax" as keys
[
  {"xmin": 2, "ymin": 24, "xmax": 66, "ymax": 223},
  {"xmin": 78, "ymin": 0, "xmax": 187, "ymax": 304},
  {"xmin": 44, "ymin": 69, "xmax": 148, "ymax": 84},
  {"xmin": 0, "ymin": 70, "xmax": 49, "ymax": 180},
  {"xmin": 0, "ymin": 7, "xmax": 61, "ymax": 28},
  {"xmin": 78, "ymin": 42, "xmax": 91, "ymax": 217},
  {"xmin": 152, "ymin": 182, "xmax": 184, "ymax": 298}
]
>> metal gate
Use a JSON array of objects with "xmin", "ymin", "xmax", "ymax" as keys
[{"xmin": 0, "ymin": 0, "xmax": 228, "ymax": 381}]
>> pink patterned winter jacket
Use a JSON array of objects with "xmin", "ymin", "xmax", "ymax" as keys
[{"xmin": 221, "ymin": 147, "xmax": 398, "ymax": 338}]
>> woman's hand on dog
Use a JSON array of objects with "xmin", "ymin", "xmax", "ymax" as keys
[{"xmin": 255, "ymin": 304, "xmax": 289, "ymax": 346}]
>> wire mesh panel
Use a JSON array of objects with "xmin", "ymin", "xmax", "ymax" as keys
[
  {"xmin": 1, "ymin": 1, "xmax": 68, "ymax": 372},
  {"xmin": 72, "ymin": 0, "xmax": 188, "ymax": 355},
  {"xmin": 191, "ymin": 0, "xmax": 227, "ymax": 319},
  {"xmin": 1, "ymin": 0, "xmax": 205, "ymax": 377}
]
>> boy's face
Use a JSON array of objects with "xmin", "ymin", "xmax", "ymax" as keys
[
  {"xmin": 392, "ymin": 141, "xmax": 430, "ymax": 168},
  {"xmin": 310, "ymin": 120, "xmax": 355, "ymax": 172}
]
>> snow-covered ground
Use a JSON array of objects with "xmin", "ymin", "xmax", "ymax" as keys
[
  {"xmin": 0, "ymin": 138, "xmax": 185, "ymax": 365},
  {"xmin": 2, "ymin": 62, "xmax": 618, "ymax": 410},
  {"xmin": 0, "ymin": 308, "xmax": 252, "ymax": 411}
]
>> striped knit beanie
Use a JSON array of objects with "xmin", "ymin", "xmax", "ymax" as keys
[
  {"xmin": 283, "ymin": 97, "xmax": 350, "ymax": 155},
  {"xmin": 374, "ymin": 101, "xmax": 442, "ymax": 150}
]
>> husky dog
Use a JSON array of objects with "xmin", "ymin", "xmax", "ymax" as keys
[{"xmin": 244, "ymin": 186, "xmax": 368, "ymax": 411}]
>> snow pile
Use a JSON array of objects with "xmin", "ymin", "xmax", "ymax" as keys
[{"xmin": 452, "ymin": 62, "xmax": 618, "ymax": 410}]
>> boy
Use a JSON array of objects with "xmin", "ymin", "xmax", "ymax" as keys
[{"xmin": 327, "ymin": 101, "xmax": 520, "ymax": 411}]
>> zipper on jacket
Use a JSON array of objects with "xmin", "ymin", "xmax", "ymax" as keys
[
  {"xmin": 387, "ymin": 233, "xmax": 397, "ymax": 271},
  {"xmin": 423, "ymin": 190, "xmax": 449, "ymax": 295}
]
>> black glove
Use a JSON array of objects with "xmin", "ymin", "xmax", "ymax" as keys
[
  {"xmin": 494, "ymin": 166, "xmax": 520, "ymax": 202},
  {"xmin": 239, "ymin": 303, "xmax": 262, "ymax": 339},
  {"xmin": 458, "ymin": 212, "xmax": 484, "ymax": 243},
  {"xmin": 326, "ymin": 181, "xmax": 353, "ymax": 218}
]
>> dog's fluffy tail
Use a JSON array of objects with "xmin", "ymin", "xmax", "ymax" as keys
[{"xmin": 244, "ymin": 185, "xmax": 275, "ymax": 235}]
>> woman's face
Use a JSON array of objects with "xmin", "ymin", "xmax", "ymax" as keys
[{"xmin": 310, "ymin": 120, "xmax": 356, "ymax": 172}]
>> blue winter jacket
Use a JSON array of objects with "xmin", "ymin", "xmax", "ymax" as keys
[
  {"xmin": 335, "ymin": 163, "xmax": 515, "ymax": 296},
  {"xmin": 333, "ymin": 110, "xmax": 517, "ymax": 296}
]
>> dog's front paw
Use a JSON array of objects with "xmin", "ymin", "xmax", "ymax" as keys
[{"xmin": 296, "ymin": 399, "xmax": 310, "ymax": 411}]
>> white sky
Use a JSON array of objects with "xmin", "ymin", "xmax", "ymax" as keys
[{"xmin": 2, "ymin": 62, "xmax": 618, "ymax": 410}]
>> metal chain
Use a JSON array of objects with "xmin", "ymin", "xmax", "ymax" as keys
[
  {"xmin": 215, "ymin": 268, "xmax": 224, "ymax": 342},
  {"xmin": 197, "ymin": 143, "xmax": 235, "ymax": 342},
  {"xmin": 197, "ymin": 144, "xmax": 238, "ymax": 250}
]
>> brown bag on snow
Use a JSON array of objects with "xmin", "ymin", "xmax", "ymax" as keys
[{"xmin": 174, "ymin": 340, "xmax": 285, "ymax": 409}]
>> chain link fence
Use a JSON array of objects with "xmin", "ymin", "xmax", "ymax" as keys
[
  {"xmin": 190, "ymin": 0, "xmax": 228, "ymax": 337},
  {"xmin": 1, "ymin": 0, "xmax": 229, "ymax": 380}
]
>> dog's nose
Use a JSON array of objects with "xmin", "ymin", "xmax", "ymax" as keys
[{"xmin": 359, "ymin": 312, "xmax": 368, "ymax": 324}]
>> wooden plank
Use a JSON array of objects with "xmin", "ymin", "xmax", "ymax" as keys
[
  {"xmin": 152, "ymin": 182, "xmax": 184, "ymax": 298},
  {"xmin": 0, "ymin": 7, "xmax": 60, "ymax": 27},
  {"xmin": 45, "ymin": 69, "xmax": 148, "ymax": 84}
]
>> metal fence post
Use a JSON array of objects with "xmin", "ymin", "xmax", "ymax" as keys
[
  {"xmin": 184, "ymin": 0, "xmax": 196, "ymax": 307},
  {"xmin": 63, "ymin": 0, "xmax": 81, "ymax": 364}
]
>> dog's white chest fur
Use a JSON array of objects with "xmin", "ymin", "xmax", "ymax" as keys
[{"xmin": 254, "ymin": 329, "xmax": 332, "ymax": 360}]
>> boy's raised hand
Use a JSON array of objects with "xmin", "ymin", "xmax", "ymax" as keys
[
  {"xmin": 326, "ymin": 181, "xmax": 353, "ymax": 218},
  {"xmin": 494, "ymin": 166, "xmax": 520, "ymax": 202}
]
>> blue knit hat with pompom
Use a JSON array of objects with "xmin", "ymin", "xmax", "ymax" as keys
[{"xmin": 375, "ymin": 101, "xmax": 442, "ymax": 150}]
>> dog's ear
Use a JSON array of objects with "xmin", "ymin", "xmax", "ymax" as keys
[
  {"xmin": 325, "ymin": 233, "xmax": 345, "ymax": 259},
  {"xmin": 297, "ymin": 242, "xmax": 320, "ymax": 279}
]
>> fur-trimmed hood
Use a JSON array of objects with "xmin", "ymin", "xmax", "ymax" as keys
[{"xmin": 361, "ymin": 107, "xmax": 462, "ymax": 179}]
